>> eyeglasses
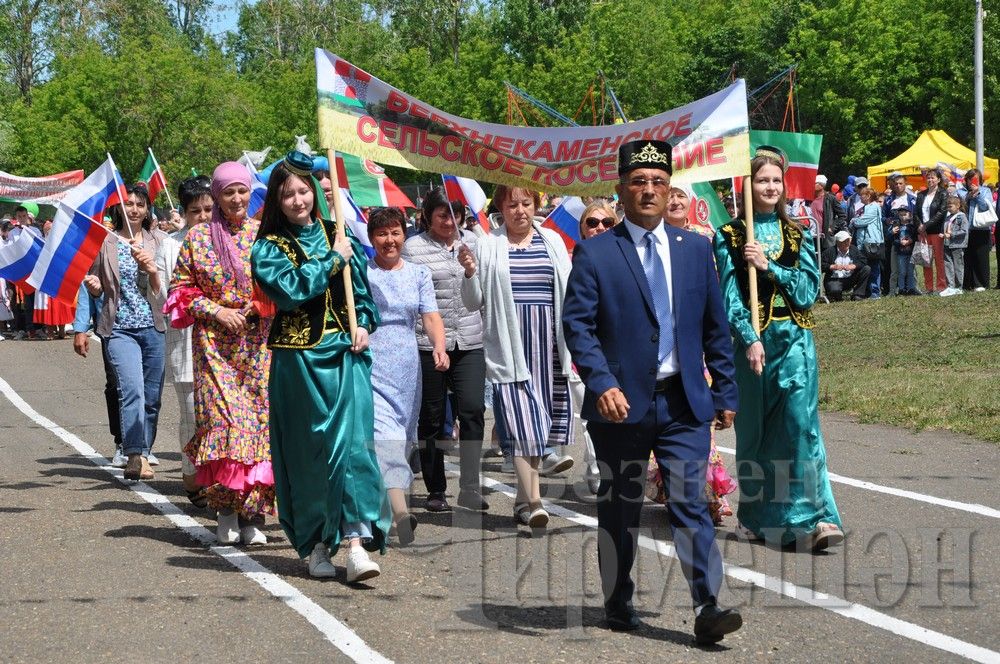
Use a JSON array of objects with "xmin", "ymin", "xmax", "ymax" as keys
[
  {"xmin": 626, "ymin": 177, "xmax": 669, "ymax": 190},
  {"xmin": 584, "ymin": 216, "xmax": 615, "ymax": 229}
]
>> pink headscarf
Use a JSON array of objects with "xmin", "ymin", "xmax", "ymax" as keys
[{"xmin": 210, "ymin": 162, "xmax": 252, "ymax": 290}]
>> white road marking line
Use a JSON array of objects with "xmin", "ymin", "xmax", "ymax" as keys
[
  {"xmin": 472, "ymin": 470, "xmax": 1000, "ymax": 664},
  {"xmin": 715, "ymin": 445, "xmax": 1000, "ymax": 520},
  {"xmin": 0, "ymin": 376, "xmax": 392, "ymax": 664}
]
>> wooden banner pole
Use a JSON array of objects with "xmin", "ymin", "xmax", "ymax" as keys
[{"xmin": 326, "ymin": 148, "xmax": 358, "ymax": 336}]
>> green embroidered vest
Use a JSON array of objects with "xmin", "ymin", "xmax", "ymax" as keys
[
  {"xmin": 717, "ymin": 217, "xmax": 816, "ymax": 332},
  {"xmin": 264, "ymin": 219, "xmax": 349, "ymax": 350}
]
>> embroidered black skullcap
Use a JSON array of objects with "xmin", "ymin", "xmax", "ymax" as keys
[
  {"xmin": 618, "ymin": 140, "xmax": 673, "ymax": 177},
  {"xmin": 283, "ymin": 150, "xmax": 314, "ymax": 177},
  {"xmin": 754, "ymin": 144, "xmax": 787, "ymax": 172}
]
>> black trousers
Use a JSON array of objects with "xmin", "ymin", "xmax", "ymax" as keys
[
  {"xmin": 417, "ymin": 348, "xmax": 485, "ymax": 494},
  {"xmin": 963, "ymin": 229, "xmax": 992, "ymax": 290},
  {"xmin": 824, "ymin": 264, "xmax": 871, "ymax": 301}
]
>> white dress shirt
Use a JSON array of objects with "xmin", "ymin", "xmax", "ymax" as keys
[{"xmin": 623, "ymin": 218, "xmax": 679, "ymax": 378}]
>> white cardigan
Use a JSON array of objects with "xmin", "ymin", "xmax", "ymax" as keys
[{"xmin": 461, "ymin": 222, "xmax": 572, "ymax": 384}]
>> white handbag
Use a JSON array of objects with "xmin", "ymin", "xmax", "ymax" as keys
[{"xmin": 973, "ymin": 198, "xmax": 998, "ymax": 229}]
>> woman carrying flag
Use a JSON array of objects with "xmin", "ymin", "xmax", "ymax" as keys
[
  {"xmin": 251, "ymin": 151, "xmax": 388, "ymax": 583},
  {"xmin": 712, "ymin": 146, "xmax": 843, "ymax": 551}
]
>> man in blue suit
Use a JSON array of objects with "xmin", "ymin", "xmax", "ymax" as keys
[{"xmin": 563, "ymin": 140, "xmax": 742, "ymax": 644}]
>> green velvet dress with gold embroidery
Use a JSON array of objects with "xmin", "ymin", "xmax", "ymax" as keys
[
  {"xmin": 251, "ymin": 220, "xmax": 389, "ymax": 558},
  {"xmin": 713, "ymin": 212, "xmax": 842, "ymax": 545}
]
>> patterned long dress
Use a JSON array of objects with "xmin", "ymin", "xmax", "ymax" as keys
[
  {"xmin": 492, "ymin": 233, "xmax": 574, "ymax": 457},
  {"xmin": 367, "ymin": 259, "xmax": 438, "ymax": 491},
  {"xmin": 170, "ymin": 217, "xmax": 274, "ymax": 516}
]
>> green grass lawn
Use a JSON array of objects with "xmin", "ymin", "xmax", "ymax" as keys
[{"xmin": 813, "ymin": 264, "xmax": 1000, "ymax": 444}]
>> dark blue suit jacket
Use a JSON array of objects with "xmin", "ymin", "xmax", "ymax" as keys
[{"xmin": 562, "ymin": 221, "xmax": 738, "ymax": 424}]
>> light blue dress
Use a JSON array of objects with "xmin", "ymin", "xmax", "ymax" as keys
[{"xmin": 367, "ymin": 259, "xmax": 438, "ymax": 490}]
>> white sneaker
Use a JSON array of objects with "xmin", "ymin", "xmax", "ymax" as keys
[
  {"xmin": 146, "ymin": 452, "xmax": 160, "ymax": 466},
  {"xmin": 216, "ymin": 511, "xmax": 240, "ymax": 545},
  {"xmin": 974, "ymin": 286, "xmax": 986, "ymax": 292},
  {"xmin": 345, "ymin": 547, "xmax": 380, "ymax": 583},
  {"xmin": 111, "ymin": 447, "xmax": 128, "ymax": 468},
  {"xmin": 308, "ymin": 543, "xmax": 337, "ymax": 578},
  {"xmin": 941, "ymin": 288, "xmax": 959, "ymax": 297},
  {"xmin": 539, "ymin": 453, "xmax": 574, "ymax": 477},
  {"xmin": 240, "ymin": 525, "xmax": 267, "ymax": 546}
]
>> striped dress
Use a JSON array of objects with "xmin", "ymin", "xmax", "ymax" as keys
[{"xmin": 492, "ymin": 233, "xmax": 574, "ymax": 457}]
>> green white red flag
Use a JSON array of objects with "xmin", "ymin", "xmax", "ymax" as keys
[
  {"xmin": 684, "ymin": 181, "xmax": 732, "ymax": 232},
  {"xmin": 138, "ymin": 149, "xmax": 167, "ymax": 202},
  {"xmin": 734, "ymin": 130, "xmax": 823, "ymax": 200},
  {"xmin": 335, "ymin": 152, "xmax": 414, "ymax": 208}
]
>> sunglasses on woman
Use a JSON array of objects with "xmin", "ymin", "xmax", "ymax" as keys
[{"xmin": 584, "ymin": 216, "xmax": 614, "ymax": 229}]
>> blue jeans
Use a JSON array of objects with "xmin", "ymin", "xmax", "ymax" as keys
[
  {"xmin": 105, "ymin": 327, "xmax": 165, "ymax": 456},
  {"xmin": 896, "ymin": 252, "xmax": 916, "ymax": 293}
]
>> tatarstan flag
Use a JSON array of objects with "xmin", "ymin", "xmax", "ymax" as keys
[
  {"xmin": 751, "ymin": 130, "xmax": 823, "ymax": 200},
  {"xmin": 138, "ymin": 150, "xmax": 167, "ymax": 202},
  {"xmin": 335, "ymin": 152, "xmax": 414, "ymax": 208},
  {"xmin": 735, "ymin": 130, "xmax": 823, "ymax": 201},
  {"xmin": 685, "ymin": 181, "xmax": 733, "ymax": 232}
]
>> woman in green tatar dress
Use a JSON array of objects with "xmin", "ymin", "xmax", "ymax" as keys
[
  {"xmin": 712, "ymin": 146, "xmax": 844, "ymax": 552},
  {"xmin": 251, "ymin": 151, "xmax": 389, "ymax": 582}
]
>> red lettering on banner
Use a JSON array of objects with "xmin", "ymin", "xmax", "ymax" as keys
[
  {"xmin": 398, "ymin": 126, "xmax": 419, "ymax": 153},
  {"xmin": 529, "ymin": 165, "xmax": 550, "ymax": 185},
  {"xmin": 656, "ymin": 121, "xmax": 676, "ymax": 141},
  {"xmin": 599, "ymin": 157, "xmax": 618, "ymax": 181},
  {"xmin": 378, "ymin": 121, "xmax": 398, "ymax": 149},
  {"xmin": 386, "ymin": 91, "xmax": 409, "ymax": 114},
  {"xmin": 418, "ymin": 131, "xmax": 440, "ymax": 158},
  {"xmin": 492, "ymin": 136, "xmax": 514, "ymax": 154},
  {"xmin": 552, "ymin": 165, "xmax": 575, "ymax": 188},
  {"xmin": 430, "ymin": 113, "xmax": 449, "ymax": 126},
  {"xmin": 461, "ymin": 140, "xmax": 482, "ymax": 167},
  {"xmin": 502, "ymin": 157, "xmax": 524, "ymax": 176},
  {"xmin": 641, "ymin": 127, "xmax": 657, "ymax": 140},
  {"xmin": 467, "ymin": 130, "xmax": 493, "ymax": 146},
  {"xmin": 600, "ymin": 135, "xmax": 624, "ymax": 155},
  {"xmin": 674, "ymin": 113, "xmax": 693, "ymax": 138},
  {"xmin": 682, "ymin": 142, "xmax": 704, "ymax": 169},
  {"xmin": 623, "ymin": 131, "xmax": 641, "ymax": 144},
  {"xmin": 577, "ymin": 160, "xmax": 598, "ymax": 184},
  {"xmin": 705, "ymin": 137, "xmax": 724, "ymax": 164},
  {"xmin": 580, "ymin": 138, "xmax": 601, "ymax": 160},
  {"xmin": 481, "ymin": 149, "xmax": 503, "ymax": 171},
  {"xmin": 358, "ymin": 116, "xmax": 378, "ymax": 143},
  {"xmin": 440, "ymin": 135, "xmax": 461, "ymax": 162},
  {"xmin": 555, "ymin": 140, "xmax": 582, "ymax": 162},
  {"xmin": 512, "ymin": 140, "xmax": 536, "ymax": 160},
  {"xmin": 411, "ymin": 104, "xmax": 430, "ymax": 120},
  {"xmin": 533, "ymin": 142, "xmax": 554, "ymax": 162}
]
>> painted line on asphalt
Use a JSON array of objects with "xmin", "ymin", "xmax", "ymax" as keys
[
  {"xmin": 469, "ymin": 469, "xmax": 1000, "ymax": 664},
  {"xmin": 0, "ymin": 375, "xmax": 392, "ymax": 664},
  {"xmin": 715, "ymin": 445, "xmax": 1000, "ymax": 520}
]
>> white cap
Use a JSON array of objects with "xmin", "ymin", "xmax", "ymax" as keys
[
  {"xmin": 816, "ymin": 174, "xmax": 828, "ymax": 186},
  {"xmin": 855, "ymin": 176, "xmax": 870, "ymax": 186},
  {"xmin": 834, "ymin": 230, "xmax": 851, "ymax": 242}
]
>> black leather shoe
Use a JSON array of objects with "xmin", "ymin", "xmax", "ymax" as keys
[
  {"xmin": 694, "ymin": 603, "xmax": 742, "ymax": 645},
  {"xmin": 605, "ymin": 608, "xmax": 640, "ymax": 632},
  {"xmin": 457, "ymin": 489, "xmax": 490, "ymax": 511},
  {"xmin": 425, "ymin": 493, "xmax": 451, "ymax": 512}
]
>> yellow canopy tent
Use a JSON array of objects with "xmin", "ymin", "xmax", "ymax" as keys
[{"xmin": 867, "ymin": 129, "xmax": 998, "ymax": 191}]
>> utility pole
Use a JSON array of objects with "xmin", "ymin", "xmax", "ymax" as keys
[{"xmin": 974, "ymin": 0, "xmax": 985, "ymax": 174}]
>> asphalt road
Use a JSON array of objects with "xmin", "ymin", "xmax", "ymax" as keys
[{"xmin": 1, "ymin": 337, "xmax": 998, "ymax": 663}]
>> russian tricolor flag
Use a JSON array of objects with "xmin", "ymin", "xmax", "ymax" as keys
[
  {"xmin": 0, "ymin": 230, "xmax": 43, "ymax": 282},
  {"xmin": 26, "ymin": 158, "xmax": 120, "ymax": 304},
  {"xmin": 541, "ymin": 196, "xmax": 586, "ymax": 253},
  {"xmin": 442, "ymin": 174, "xmax": 490, "ymax": 231},
  {"xmin": 337, "ymin": 187, "xmax": 375, "ymax": 258}
]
